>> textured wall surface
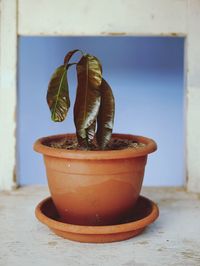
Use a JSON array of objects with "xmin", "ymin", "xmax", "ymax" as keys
[
  {"xmin": 0, "ymin": 186, "xmax": 200, "ymax": 266},
  {"xmin": 17, "ymin": 36, "xmax": 184, "ymax": 185}
]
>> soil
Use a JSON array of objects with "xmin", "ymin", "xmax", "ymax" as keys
[{"xmin": 46, "ymin": 137, "xmax": 146, "ymax": 151}]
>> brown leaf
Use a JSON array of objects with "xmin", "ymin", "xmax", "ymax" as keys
[
  {"xmin": 87, "ymin": 120, "xmax": 96, "ymax": 145},
  {"xmin": 63, "ymin": 49, "xmax": 81, "ymax": 65},
  {"xmin": 96, "ymin": 79, "xmax": 115, "ymax": 149},
  {"xmin": 74, "ymin": 54, "xmax": 102, "ymax": 146}
]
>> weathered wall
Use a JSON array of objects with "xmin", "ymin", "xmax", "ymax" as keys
[{"xmin": 0, "ymin": 0, "xmax": 200, "ymax": 191}]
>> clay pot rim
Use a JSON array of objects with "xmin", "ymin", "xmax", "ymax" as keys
[
  {"xmin": 35, "ymin": 196, "xmax": 159, "ymax": 235},
  {"xmin": 34, "ymin": 133, "xmax": 157, "ymax": 160}
]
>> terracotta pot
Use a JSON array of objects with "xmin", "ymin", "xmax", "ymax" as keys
[{"xmin": 34, "ymin": 133, "xmax": 157, "ymax": 226}]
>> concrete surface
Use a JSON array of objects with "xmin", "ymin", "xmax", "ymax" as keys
[{"xmin": 0, "ymin": 186, "xmax": 200, "ymax": 266}]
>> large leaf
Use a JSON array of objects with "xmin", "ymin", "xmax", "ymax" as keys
[
  {"xmin": 96, "ymin": 79, "xmax": 115, "ymax": 149},
  {"xmin": 46, "ymin": 65, "xmax": 70, "ymax": 122},
  {"xmin": 74, "ymin": 54, "xmax": 102, "ymax": 146}
]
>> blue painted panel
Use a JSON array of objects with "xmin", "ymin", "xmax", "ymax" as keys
[{"xmin": 17, "ymin": 36, "xmax": 185, "ymax": 186}]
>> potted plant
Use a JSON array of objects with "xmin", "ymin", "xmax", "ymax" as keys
[{"xmin": 34, "ymin": 49, "xmax": 157, "ymax": 227}]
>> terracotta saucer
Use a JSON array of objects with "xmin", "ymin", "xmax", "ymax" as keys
[{"xmin": 35, "ymin": 196, "xmax": 159, "ymax": 243}]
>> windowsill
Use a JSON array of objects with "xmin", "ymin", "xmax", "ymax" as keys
[{"xmin": 0, "ymin": 186, "xmax": 199, "ymax": 266}]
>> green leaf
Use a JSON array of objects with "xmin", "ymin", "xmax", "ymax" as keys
[
  {"xmin": 46, "ymin": 65, "xmax": 70, "ymax": 122},
  {"xmin": 96, "ymin": 79, "xmax": 115, "ymax": 149},
  {"xmin": 74, "ymin": 54, "xmax": 102, "ymax": 146}
]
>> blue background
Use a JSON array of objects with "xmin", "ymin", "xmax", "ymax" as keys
[{"xmin": 17, "ymin": 36, "xmax": 185, "ymax": 186}]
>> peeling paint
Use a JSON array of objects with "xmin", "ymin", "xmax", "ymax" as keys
[
  {"xmin": 170, "ymin": 32, "xmax": 178, "ymax": 36},
  {"xmin": 159, "ymin": 32, "xmax": 185, "ymax": 37},
  {"xmin": 101, "ymin": 32, "xmax": 127, "ymax": 36}
]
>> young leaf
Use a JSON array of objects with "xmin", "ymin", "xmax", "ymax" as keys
[
  {"xmin": 46, "ymin": 65, "xmax": 70, "ymax": 122},
  {"xmin": 96, "ymin": 79, "xmax": 115, "ymax": 149},
  {"xmin": 74, "ymin": 54, "xmax": 102, "ymax": 146},
  {"xmin": 64, "ymin": 49, "xmax": 82, "ymax": 66}
]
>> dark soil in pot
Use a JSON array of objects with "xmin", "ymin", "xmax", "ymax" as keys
[{"xmin": 45, "ymin": 136, "xmax": 146, "ymax": 151}]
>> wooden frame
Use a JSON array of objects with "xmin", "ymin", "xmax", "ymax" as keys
[{"xmin": 0, "ymin": 0, "xmax": 200, "ymax": 191}]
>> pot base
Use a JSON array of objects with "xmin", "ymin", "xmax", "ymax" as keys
[{"xmin": 35, "ymin": 196, "xmax": 159, "ymax": 243}]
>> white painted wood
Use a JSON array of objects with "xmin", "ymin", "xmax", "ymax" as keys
[
  {"xmin": 187, "ymin": 87, "xmax": 200, "ymax": 192},
  {"xmin": 187, "ymin": 0, "xmax": 200, "ymax": 88},
  {"xmin": 0, "ymin": 0, "xmax": 200, "ymax": 191},
  {"xmin": 18, "ymin": 0, "xmax": 187, "ymax": 36},
  {"xmin": 0, "ymin": 0, "xmax": 17, "ymax": 190},
  {"xmin": 186, "ymin": 0, "xmax": 200, "ymax": 192}
]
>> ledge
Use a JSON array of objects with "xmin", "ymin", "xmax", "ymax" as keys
[{"xmin": 0, "ymin": 186, "xmax": 200, "ymax": 266}]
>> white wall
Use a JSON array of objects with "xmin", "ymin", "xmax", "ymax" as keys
[{"xmin": 1, "ymin": 0, "xmax": 200, "ymax": 191}]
